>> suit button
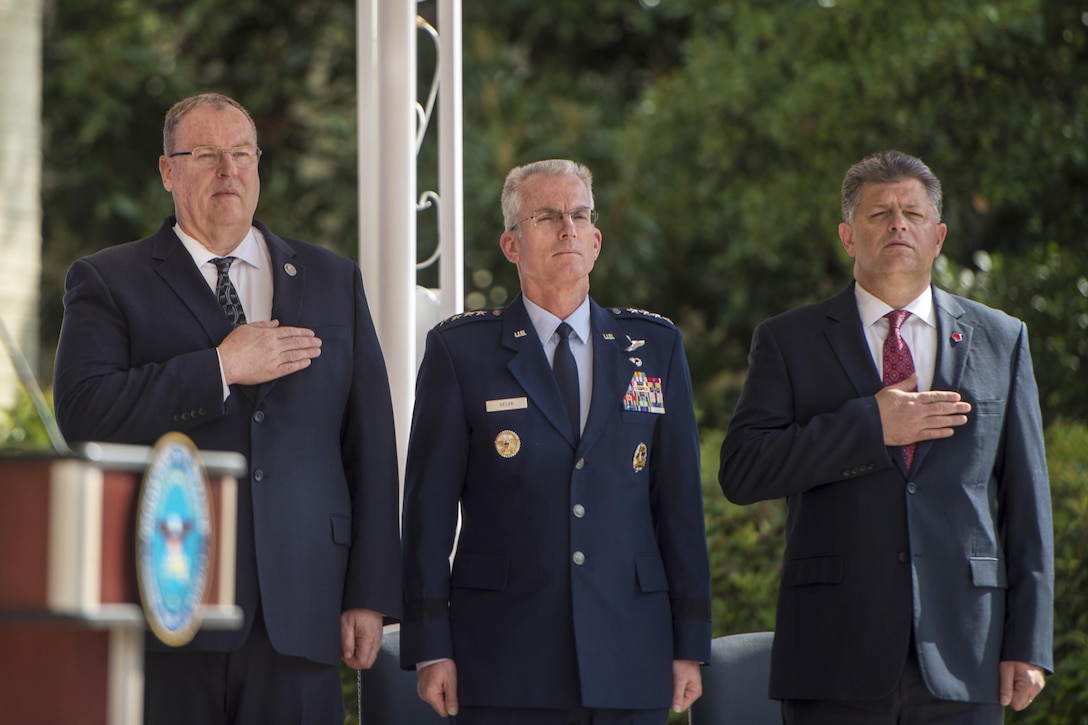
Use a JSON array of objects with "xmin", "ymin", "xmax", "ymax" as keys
[
  {"xmin": 572, "ymin": 551, "xmax": 586, "ymax": 565},
  {"xmin": 907, "ymin": 482, "xmax": 918, "ymax": 494},
  {"xmin": 253, "ymin": 469, "xmax": 264, "ymax": 482},
  {"xmin": 573, "ymin": 504, "xmax": 585, "ymax": 518},
  {"xmin": 898, "ymin": 551, "xmax": 909, "ymax": 562},
  {"xmin": 253, "ymin": 410, "xmax": 265, "ymax": 423},
  {"xmin": 575, "ymin": 459, "xmax": 585, "ymax": 470}
]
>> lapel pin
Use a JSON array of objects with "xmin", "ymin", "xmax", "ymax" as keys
[
  {"xmin": 625, "ymin": 336, "xmax": 645, "ymax": 352},
  {"xmin": 951, "ymin": 332, "xmax": 963, "ymax": 343},
  {"xmin": 629, "ymin": 357, "xmax": 643, "ymax": 367},
  {"xmin": 283, "ymin": 262, "xmax": 298, "ymax": 277},
  {"xmin": 603, "ymin": 332, "xmax": 615, "ymax": 340},
  {"xmin": 514, "ymin": 329, "xmax": 527, "ymax": 338}
]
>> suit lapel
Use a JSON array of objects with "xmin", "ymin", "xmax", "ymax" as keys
[
  {"xmin": 256, "ymin": 224, "xmax": 304, "ymax": 403},
  {"xmin": 579, "ymin": 301, "xmax": 631, "ymax": 454},
  {"xmin": 152, "ymin": 219, "xmax": 235, "ymax": 345},
  {"xmin": 913, "ymin": 287, "xmax": 971, "ymax": 470},
  {"xmin": 262, "ymin": 223, "xmax": 305, "ymax": 328},
  {"xmin": 823, "ymin": 284, "xmax": 883, "ymax": 397},
  {"xmin": 503, "ymin": 296, "xmax": 577, "ymax": 445}
]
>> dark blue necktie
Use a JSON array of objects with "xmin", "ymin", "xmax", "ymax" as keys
[
  {"xmin": 212, "ymin": 257, "xmax": 247, "ymax": 327},
  {"xmin": 553, "ymin": 322, "xmax": 580, "ymax": 442}
]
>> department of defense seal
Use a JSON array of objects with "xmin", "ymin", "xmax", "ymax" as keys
[
  {"xmin": 495, "ymin": 429, "xmax": 522, "ymax": 458},
  {"xmin": 136, "ymin": 432, "xmax": 214, "ymax": 646}
]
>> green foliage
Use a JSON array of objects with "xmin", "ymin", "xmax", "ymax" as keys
[
  {"xmin": 613, "ymin": 0, "xmax": 1087, "ymax": 428},
  {"xmin": 935, "ymin": 245, "xmax": 1088, "ymax": 421},
  {"xmin": 703, "ymin": 419, "xmax": 1088, "ymax": 723},
  {"xmin": 1012, "ymin": 421, "xmax": 1088, "ymax": 724},
  {"xmin": 0, "ymin": 387, "xmax": 55, "ymax": 452}
]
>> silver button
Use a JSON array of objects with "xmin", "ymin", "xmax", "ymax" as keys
[
  {"xmin": 575, "ymin": 459, "xmax": 586, "ymax": 470},
  {"xmin": 907, "ymin": 482, "xmax": 918, "ymax": 494},
  {"xmin": 573, "ymin": 504, "xmax": 586, "ymax": 518},
  {"xmin": 253, "ymin": 469, "xmax": 264, "ymax": 482},
  {"xmin": 572, "ymin": 551, "xmax": 585, "ymax": 565},
  {"xmin": 898, "ymin": 551, "xmax": 909, "ymax": 562},
  {"xmin": 253, "ymin": 410, "xmax": 265, "ymax": 423}
]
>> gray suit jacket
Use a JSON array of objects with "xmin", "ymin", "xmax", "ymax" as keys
[{"xmin": 719, "ymin": 283, "xmax": 1053, "ymax": 702}]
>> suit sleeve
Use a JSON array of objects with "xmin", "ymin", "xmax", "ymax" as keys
[
  {"xmin": 651, "ymin": 328, "xmax": 712, "ymax": 662},
  {"xmin": 339, "ymin": 266, "xmax": 403, "ymax": 619},
  {"xmin": 400, "ymin": 328, "xmax": 469, "ymax": 667},
  {"xmin": 997, "ymin": 323, "xmax": 1054, "ymax": 671},
  {"xmin": 53, "ymin": 258, "xmax": 225, "ymax": 444},
  {"xmin": 718, "ymin": 321, "xmax": 894, "ymax": 504}
]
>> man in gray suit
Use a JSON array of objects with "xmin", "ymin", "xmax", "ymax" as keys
[{"xmin": 719, "ymin": 150, "xmax": 1053, "ymax": 724}]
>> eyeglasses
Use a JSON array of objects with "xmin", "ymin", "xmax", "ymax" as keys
[
  {"xmin": 510, "ymin": 207, "xmax": 598, "ymax": 232},
  {"xmin": 168, "ymin": 145, "xmax": 262, "ymax": 169}
]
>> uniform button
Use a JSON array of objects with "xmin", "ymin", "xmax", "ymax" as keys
[
  {"xmin": 180, "ymin": 412, "xmax": 190, "ymax": 421},
  {"xmin": 572, "ymin": 551, "xmax": 585, "ymax": 565},
  {"xmin": 898, "ymin": 551, "xmax": 909, "ymax": 562},
  {"xmin": 253, "ymin": 469, "xmax": 264, "ymax": 482},
  {"xmin": 253, "ymin": 410, "xmax": 265, "ymax": 423},
  {"xmin": 573, "ymin": 504, "xmax": 585, "ymax": 518},
  {"xmin": 574, "ymin": 459, "xmax": 585, "ymax": 470},
  {"xmin": 907, "ymin": 482, "xmax": 918, "ymax": 494}
]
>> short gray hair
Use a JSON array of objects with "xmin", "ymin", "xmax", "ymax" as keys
[
  {"xmin": 501, "ymin": 159, "xmax": 594, "ymax": 231},
  {"xmin": 840, "ymin": 150, "xmax": 942, "ymax": 223},
  {"xmin": 162, "ymin": 93, "xmax": 257, "ymax": 155}
]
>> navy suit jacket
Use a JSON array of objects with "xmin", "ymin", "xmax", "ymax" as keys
[
  {"xmin": 400, "ymin": 295, "xmax": 711, "ymax": 710},
  {"xmin": 719, "ymin": 283, "xmax": 1054, "ymax": 703},
  {"xmin": 53, "ymin": 217, "xmax": 402, "ymax": 665}
]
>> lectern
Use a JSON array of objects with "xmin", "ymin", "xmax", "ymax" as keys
[{"xmin": 0, "ymin": 441, "xmax": 244, "ymax": 725}]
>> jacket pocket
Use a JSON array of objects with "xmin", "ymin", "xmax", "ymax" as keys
[
  {"xmin": 635, "ymin": 554, "xmax": 669, "ymax": 593},
  {"xmin": 330, "ymin": 513, "xmax": 351, "ymax": 546},
  {"xmin": 451, "ymin": 551, "xmax": 510, "ymax": 591},
  {"xmin": 969, "ymin": 557, "xmax": 1008, "ymax": 589},
  {"xmin": 783, "ymin": 555, "xmax": 844, "ymax": 587}
]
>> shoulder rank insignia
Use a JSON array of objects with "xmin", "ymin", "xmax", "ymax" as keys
[
  {"xmin": 610, "ymin": 307, "xmax": 675, "ymax": 326},
  {"xmin": 438, "ymin": 308, "xmax": 503, "ymax": 327}
]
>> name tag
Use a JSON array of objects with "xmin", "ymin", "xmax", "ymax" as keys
[{"xmin": 486, "ymin": 397, "xmax": 528, "ymax": 413}]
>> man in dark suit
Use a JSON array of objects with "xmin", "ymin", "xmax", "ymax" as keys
[
  {"xmin": 400, "ymin": 159, "xmax": 711, "ymax": 724},
  {"xmin": 52, "ymin": 93, "xmax": 401, "ymax": 725},
  {"xmin": 719, "ymin": 150, "xmax": 1053, "ymax": 724}
]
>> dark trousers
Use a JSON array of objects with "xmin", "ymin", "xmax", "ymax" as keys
[
  {"xmin": 144, "ymin": 605, "xmax": 344, "ymax": 725},
  {"xmin": 454, "ymin": 706, "xmax": 669, "ymax": 725},
  {"xmin": 781, "ymin": 644, "xmax": 1003, "ymax": 725}
]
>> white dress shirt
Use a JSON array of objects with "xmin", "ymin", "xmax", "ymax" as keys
[
  {"xmin": 523, "ymin": 294, "xmax": 593, "ymax": 435},
  {"xmin": 855, "ymin": 283, "xmax": 937, "ymax": 392}
]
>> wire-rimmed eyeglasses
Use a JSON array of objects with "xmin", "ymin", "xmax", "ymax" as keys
[
  {"xmin": 510, "ymin": 207, "xmax": 598, "ymax": 232},
  {"xmin": 168, "ymin": 145, "xmax": 262, "ymax": 169}
]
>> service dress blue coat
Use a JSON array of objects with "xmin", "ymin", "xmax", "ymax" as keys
[{"xmin": 401, "ymin": 294, "xmax": 711, "ymax": 711}]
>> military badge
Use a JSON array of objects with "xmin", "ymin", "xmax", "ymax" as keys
[
  {"xmin": 495, "ymin": 429, "xmax": 521, "ymax": 458},
  {"xmin": 633, "ymin": 442, "xmax": 648, "ymax": 472}
]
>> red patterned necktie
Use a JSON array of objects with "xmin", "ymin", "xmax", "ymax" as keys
[{"xmin": 883, "ymin": 310, "xmax": 916, "ymax": 469}]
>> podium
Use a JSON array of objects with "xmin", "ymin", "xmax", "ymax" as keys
[{"xmin": 0, "ymin": 441, "xmax": 244, "ymax": 725}]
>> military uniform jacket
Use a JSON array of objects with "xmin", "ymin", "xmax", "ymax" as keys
[
  {"xmin": 719, "ymin": 283, "xmax": 1054, "ymax": 703},
  {"xmin": 401, "ymin": 294, "xmax": 711, "ymax": 711}
]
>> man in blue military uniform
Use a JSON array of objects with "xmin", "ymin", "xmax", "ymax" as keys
[{"xmin": 401, "ymin": 159, "xmax": 712, "ymax": 724}]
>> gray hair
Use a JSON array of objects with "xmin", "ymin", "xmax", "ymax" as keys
[
  {"xmin": 840, "ymin": 150, "xmax": 942, "ymax": 223},
  {"xmin": 162, "ymin": 93, "xmax": 257, "ymax": 155},
  {"xmin": 501, "ymin": 159, "xmax": 594, "ymax": 231}
]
